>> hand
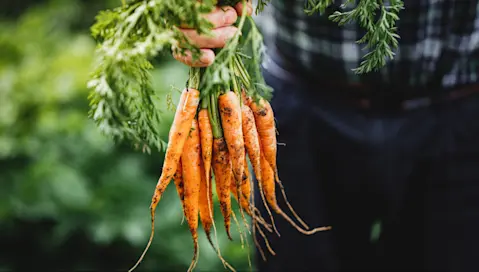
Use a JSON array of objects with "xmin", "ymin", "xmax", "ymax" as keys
[{"xmin": 173, "ymin": 2, "xmax": 253, "ymax": 67}]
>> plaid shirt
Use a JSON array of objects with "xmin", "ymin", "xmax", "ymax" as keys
[{"xmin": 259, "ymin": 0, "xmax": 479, "ymax": 89}]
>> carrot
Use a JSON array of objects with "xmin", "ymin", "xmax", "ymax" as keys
[
  {"xmin": 128, "ymin": 88, "xmax": 199, "ymax": 272},
  {"xmin": 249, "ymin": 98, "xmax": 277, "ymax": 187},
  {"xmin": 199, "ymin": 159, "xmax": 213, "ymax": 244},
  {"xmin": 152, "ymin": 88, "xmax": 200, "ymax": 211},
  {"xmin": 198, "ymin": 108, "xmax": 213, "ymax": 193},
  {"xmin": 219, "ymin": 91, "xmax": 245, "ymax": 191},
  {"xmin": 242, "ymin": 104, "xmax": 280, "ymax": 236},
  {"xmin": 181, "ymin": 119, "xmax": 202, "ymax": 272},
  {"xmin": 230, "ymin": 155, "xmax": 251, "ymax": 214},
  {"xmin": 241, "ymin": 89, "xmax": 252, "ymax": 107},
  {"xmin": 212, "ymin": 137, "xmax": 233, "ymax": 240},
  {"xmin": 219, "ymin": 91, "xmax": 253, "ymax": 234},
  {"xmin": 173, "ymin": 159, "xmax": 185, "ymax": 221},
  {"xmin": 250, "ymin": 98, "xmax": 311, "ymax": 230},
  {"xmin": 198, "ymin": 107, "xmax": 215, "ymax": 242},
  {"xmin": 259, "ymin": 152, "xmax": 331, "ymax": 235}
]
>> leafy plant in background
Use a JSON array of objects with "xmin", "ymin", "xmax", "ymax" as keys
[
  {"xmin": 0, "ymin": 1, "xmax": 249, "ymax": 271},
  {"xmin": 306, "ymin": 0, "xmax": 404, "ymax": 74}
]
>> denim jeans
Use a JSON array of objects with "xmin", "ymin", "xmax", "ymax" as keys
[{"xmin": 254, "ymin": 58, "xmax": 479, "ymax": 272}]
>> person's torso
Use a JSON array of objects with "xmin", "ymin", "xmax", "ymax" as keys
[{"xmin": 264, "ymin": 0, "xmax": 479, "ymax": 89}]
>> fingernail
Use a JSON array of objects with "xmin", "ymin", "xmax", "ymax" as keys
[
  {"xmin": 200, "ymin": 53, "xmax": 213, "ymax": 64},
  {"xmin": 223, "ymin": 9, "xmax": 237, "ymax": 25}
]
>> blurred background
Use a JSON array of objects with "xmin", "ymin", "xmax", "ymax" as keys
[{"xmin": 0, "ymin": 0, "xmax": 252, "ymax": 270}]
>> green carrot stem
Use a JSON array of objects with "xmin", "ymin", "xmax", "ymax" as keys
[
  {"xmin": 230, "ymin": 61, "xmax": 241, "ymax": 98},
  {"xmin": 188, "ymin": 67, "xmax": 201, "ymax": 90},
  {"xmin": 225, "ymin": 81, "xmax": 231, "ymax": 93},
  {"xmin": 208, "ymin": 91, "xmax": 223, "ymax": 139},
  {"xmin": 201, "ymin": 97, "xmax": 208, "ymax": 109},
  {"xmin": 233, "ymin": 55, "xmax": 251, "ymax": 89}
]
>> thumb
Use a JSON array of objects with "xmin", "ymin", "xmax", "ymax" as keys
[{"xmin": 234, "ymin": 1, "xmax": 253, "ymax": 16}]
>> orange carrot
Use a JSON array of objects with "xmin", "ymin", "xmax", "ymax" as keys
[
  {"xmin": 250, "ymin": 98, "xmax": 311, "ymax": 230},
  {"xmin": 198, "ymin": 108, "xmax": 214, "ymax": 244},
  {"xmin": 241, "ymin": 105, "xmax": 261, "ymax": 183},
  {"xmin": 242, "ymin": 104, "xmax": 280, "ymax": 236},
  {"xmin": 173, "ymin": 159, "xmax": 185, "ymax": 214},
  {"xmin": 199, "ymin": 159, "xmax": 214, "ymax": 244},
  {"xmin": 151, "ymin": 88, "xmax": 200, "ymax": 211},
  {"xmin": 181, "ymin": 119, "xmax": 202, "ymax": 272},
  {"xmin": 219, "ymin": 91, "xmax": 245, "ymax": 189},
  {"xmin": 128, "ymin": 88, "xmax": 199, "ymax": 272},
  {"xmin": 249, "ymin": 98, "xmax": 276, "ymax": 181},
  {"xmin": 259, "ymin": 152, "xmax": 331, "ymax": 235},
  {"xmin": 198, "ymin": 108, "xmax": 213, "ymax": 193},
  {"xmin": 231, "ymin": 155, "xmax": 251, "ymax": 214},
  {"xmin": 241, "ymin": 90, "xmax": 252, "ymax": 107},
  {"xmin": 212, "ymin": 137, "xmax": 233, "ymax": 240}
]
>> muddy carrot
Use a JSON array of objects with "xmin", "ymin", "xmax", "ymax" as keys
[
  {"xmin": 212, "ymin": 137, "xmax": 233, "ymax": 240},
  {"xmin": 128, "ymin": 86, "xmax": 200, "ymax": 272},
  {"xmin": 198, "ymin": 108, "xmax": 213, "ymax": 191},
  {"xmin": 173, "ymin": 159, "xmax": 185, "ymax": 215},
  {"xmin": 181, "ymin": 119, "xmax": 202, "ymax": 272},
  {"xmin": 199, "ymin": 159, "xmax": 214, "ymax": 244},
  {"xmin": 250, "ymin": 98, "xmax": 312, "ymax": 230},
  {"xmin": 231, "ymin": 155, "xmax": 251, "ymax": 214},
  {"xmin": 242, "ymin": 103, "xmax": 280, "ymax": 236},
  {"xmin": 219, "ymin": 91, "xmax": 245, "ymax": 191}
]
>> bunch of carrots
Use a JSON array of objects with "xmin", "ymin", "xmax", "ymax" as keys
[
  {"xmin": 88, "ymin": 0, "xmax": 398, "ymax": 269},
  {"xmin": 128, "ymin": 62, "xmax": 331, "ymax": 271},
  {"xmin": 86, "ymin": 0, "xmax": 330, "ymax": 271}
]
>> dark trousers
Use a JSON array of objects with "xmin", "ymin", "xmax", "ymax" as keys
[{"xmin": 254, "ymin": 61, "xmax": 479, "ymax": 272}]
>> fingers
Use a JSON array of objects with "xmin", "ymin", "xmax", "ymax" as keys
[
  {"xmin": 182, "ymin": 26, "xmax": 237, "ymax": 48},
  {"xmin": 180, "ymin": 6, "xmax": 238, "ymax": 29},
  {"xmin": 173, "ymin": 49, "xmax": 215, "ymax": 67},
  {"xmin": 173, "ymin": 3, "xmax": 251, "ymax": 67},
  {"xmin": 235, "ymin": 1, "xmax": 253, "ymax": 16}
]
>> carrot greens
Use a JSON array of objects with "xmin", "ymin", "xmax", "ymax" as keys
[{"xmin": 305, "ymin": 0, "xmax": 404, "ymax": 74}]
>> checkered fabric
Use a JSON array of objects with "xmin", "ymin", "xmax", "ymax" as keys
[{"xmin": 262, "ymin": 0, "xmax": 479, "ymax": 89}]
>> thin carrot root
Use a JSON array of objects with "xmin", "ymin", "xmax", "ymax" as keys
[
  {"xmin": 257, "ymin": 177, "xmax": 281, "ymax": 237},
  {"xmin": 243, "ymin": 219, "xmax": 253, "ymax": 272},
  {"xmin": 276, "ymin": 206, "xmax": 331, "ymax": 235},
  {"xmin": 259, "ymin": 151, "xmax": 331, "ymax": 235},
  {"xmin": 230, "ymin": 157, "xmax": 252, "ymax": 234},
  {"xmin": 127, "ymin": 208, "xmax": 156, "ymax": 272},
  {"xmin": 252, "ymin": 208, "xmax": 273, "ymax": 233},
  {"xmin": 234, "ymin": 188, "xmax": 272, "ymax": 233},
  {"xmin": 233, "ymin": 209, "xmax": 248, "ymax": 248},
  {"xmin": 206, "ymin": 173, "xmax": 236, "ymax": 272},
  {"xmin": 187, "ymin": 238, "xmax": 199, "ymax": 272},
  {"xmin": 249, "ymin": 147, "xmax": 267, "ymax": 262},
  {"xmin": 253, "ymin": 219, "xmax": 267, "ymax": 262},
  {"xmin": 232, "ymin": 189, "xmax": 253, "ymax": 271},
  {"xmin": 234, "ymin": 178, "xmax": 251, "ymax": 234},
  {"xmin": 204, "ymin": 216, "xmax": 237, "ymax": 272},
  {"xmin": 255, "ymin": 220, "xmax": 276, "ymax": 256},
  {"xmin": 251, "ymin": 202, "xmax": 268, "ymax": 262},
  {"xmin": 275, "ymin": 171, "xmax": 310, "ymax": 230}
]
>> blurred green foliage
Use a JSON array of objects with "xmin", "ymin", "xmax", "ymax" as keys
[{"xmin": 0, "ymin": 0, "xmax": 251, "ymax": 271}]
